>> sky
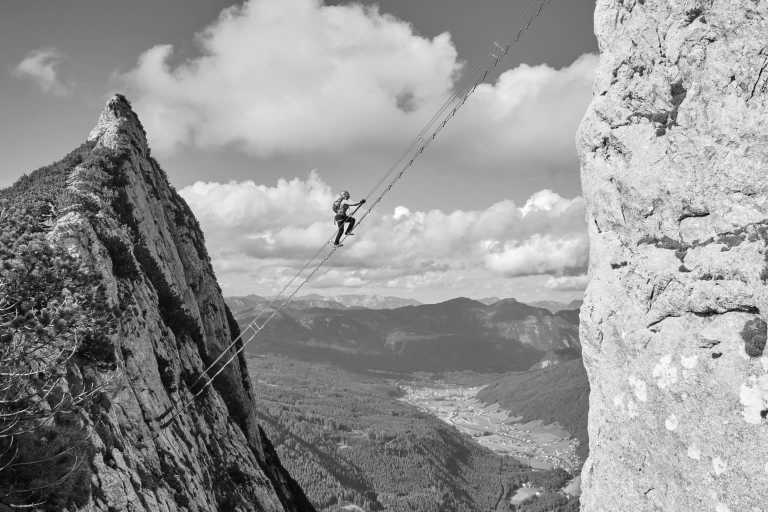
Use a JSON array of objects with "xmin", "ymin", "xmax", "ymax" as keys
[{"xmin": 1, "ymin": 0, "xmax": 598, "ymax": 303}]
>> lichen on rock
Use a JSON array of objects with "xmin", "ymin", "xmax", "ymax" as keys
[{"xmin": 578, "ymin": 1, "xmax": 768, "ymax": 510}]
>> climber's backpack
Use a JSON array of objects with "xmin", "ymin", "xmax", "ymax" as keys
[{"xmin": 332, "ymin": 197, "xmax": 343, "ymax": 214}]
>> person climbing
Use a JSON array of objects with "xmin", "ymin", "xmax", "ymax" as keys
[{"xmin": 332, "ymin": 190, "xmax": 365, "ymax": 247}]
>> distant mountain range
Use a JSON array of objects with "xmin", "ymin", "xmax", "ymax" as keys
[
  {"xmin": 227, "ymin": 293, "xmax": 421, "ymax": 312},
  {"xmin": 227, "ymin": 296, "xmax": 580, "ymax": 372},
  {"xmin": 311, "ymin": 293, "xmax": 422, "ymax": 309},
  {"xmin": 475, "ymin": 298, "xmax": 583, "ymax": 311},
  {"xmin": 528, "ymin": 299, "xmax": 583, "ymax": 313}
]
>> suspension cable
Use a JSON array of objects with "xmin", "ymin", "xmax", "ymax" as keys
[{"xmin": 159, "ymin": 0, "xmax": 552, "ymax": 428}]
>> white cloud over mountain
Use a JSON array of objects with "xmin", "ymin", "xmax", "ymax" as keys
[
  {"xmin": 122, "ymin": 0, "xmax": 596, "ymax": 183},
  {"xmin": 13, "ymin": 48, "xmax": 71, "ymax": 96},
  {"xmin": 180, "ymin": 172, "xmax": 587, "ymax": 296},
  {"xmin": 124, "ymin": 0, "xmax": 595, "ymax": 299},
  {"xmin": 122, "ymin": 0, "xmax": 459, "ymax": 155},
  {"xmin": 544, "ymin": 274, "xmax": 590, "ymax": 291},
  {"xmin": 484, "ymin": 235, "xmax": 588, "ymax": 277}
]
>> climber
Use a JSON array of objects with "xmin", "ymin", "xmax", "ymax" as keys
[{"xmin": 332, "ymin": 190, "xmax": 365, "ymax": 247}]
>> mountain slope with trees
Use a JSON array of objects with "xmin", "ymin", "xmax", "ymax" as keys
[
  {"xmin": 0, "ymin": 95, "xmax": 312, "ymax": 511},
  {"xmin": 248, "ymin": 355, "xmax": 580, "ymax": 512},
  {"xmin": 228, "ymin": 297, "xmax": 580, "ymax": 372},
  {"xmin": 477, "ymin": 360, "xmax": 590, "ymax": 459}
]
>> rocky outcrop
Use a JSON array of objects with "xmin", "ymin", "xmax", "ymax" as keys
[
  {"xmin": 27, "ymin": 95, "xmax": 315, "ymax": 511},
  {"xmin": 578, "ymin": 1, "xmax": 768, "ymax": 511}
]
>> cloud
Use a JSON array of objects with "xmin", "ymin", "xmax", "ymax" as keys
[
  {"xmin": 13, "ymin": 48, "xmax": 71, "ymax": 96},
  {"xmin": 181, "ymin": 170, "xmax": 332, "ymax": 231},
  {"xmin": 121, "ymin": 0, "xmax": 597, "ymax": 182},
  {"xmin": 179, "ymin": 172, "xmax": 587, "ymax": 295},
  {"xmin": 433, "ymin": 53, "xmax": 597, "ymax": 174},
  {"xmin": 484, "ymin": 235, "xmax": 588, "ymax": 277},
  {"xmin": 121, "ymin": 0, "xmax": 595, "ymax": 299},
  {"xmin": 544, "ymin": 274, "xmax": 589, "ymax": 291},
  {"xmin": 122, "ymin": 0, "xmax": 459, "ymax": 155},
  {"xmin": 182, "ymin": 171, "xmax": 337, "ymax": 259},
  {"xmin": 333, "ymin": 189, "xmax": 586, "ymax": 271}
]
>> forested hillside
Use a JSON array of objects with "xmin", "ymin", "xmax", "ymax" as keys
[
  {"xmin": 248, "ymin": 355, "xmax": 580, "ymax": 512},
  {"xmin": 0, "ymin": 95, "xmax": 311, "ymax": 511},
  {"xmin": 229, "ymin": 298, "xmax": 580, "ymax": 372},
  {"xmin": 477, "ymin": 360, "xmax": 590, "ymax": 460}
]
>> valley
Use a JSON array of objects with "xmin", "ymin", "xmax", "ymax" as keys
[
  {"xmin": 0, "ymin": 92, "xmax": 589, "ymax": 512},
  {"xmin": 233, "ymin": 295, "xmax": 587, "ymax": 510},
  {"xmin": 248, "ymin": 354, "xmax": 581, "ymax": 512},
  {"xmin": 398, "ymin": 383, "xmax": 580, "ymax": 472}
]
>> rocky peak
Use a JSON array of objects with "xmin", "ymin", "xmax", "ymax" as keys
[
  {"xmin": 1, "ymin": 95, "xmax": 315, "ymax": 510},
  {"xmin": 578, "ymin": 1, "xmax": 767, "ymax": 511},
  {"xmin": 88, "ymin": 94, "xmax": 149, "ymax": 156}
]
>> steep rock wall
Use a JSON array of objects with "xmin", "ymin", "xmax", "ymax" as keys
[
  {"xmin": 37, "ymin": 96, "xmax": 314, "ymax": 511},
  {"xmin": 578, "ymin": 1, "xmax": 768, "ymax": 511}
]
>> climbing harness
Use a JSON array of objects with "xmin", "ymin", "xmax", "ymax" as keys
[{"xmin": 159, "ymin": 0, "xmax": 553, "ymax": 428}]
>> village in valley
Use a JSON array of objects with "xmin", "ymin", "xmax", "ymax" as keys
[{"xmin": 398, "ymin": 383, "xmax": 581, "ymax": 473}]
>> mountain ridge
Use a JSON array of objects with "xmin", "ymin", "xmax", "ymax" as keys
[
  {"xmin": 228, "ymin": 294, "xmax": 581, "ymax": 372},
  {"xmin": 0, "ymin": 95, "xmax": 314, "ymax": 511},
  {"xmin": 227, "ymin": 293, "xmax": 421, "ymax": 312}
]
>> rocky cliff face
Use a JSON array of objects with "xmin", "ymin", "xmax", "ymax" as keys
[
  {"xmin": 578, "ymin": 1, "xmax": 768, "ymax": 511},
  {"xmin": 7, "ymin": 96, "xmax": 314, "ymax": 511}
]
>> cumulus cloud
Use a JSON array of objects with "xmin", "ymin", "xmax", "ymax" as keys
[
  {"xmin": 180, "ymin": 173, "xmax": 587, "ymax": 295},
  {"xmin": 123, "ymin": 0, "xmax": 595, "ymax": 298},
  {"xmin": 13, "ymin": 48, "xmax": 71, "ymax": 96},
  {"xmin": 484, "ymin": 235, "xmax": 588, "ymax": 277},
  {"xmin": 122, "ymin": 0, "xmax": 596, "ymax": 179},
  {"xmin": 544, "ymin": 274, "xmax": 589, "ymax": 291},
  {"xmin": 122, "ymin": 0, "xmax": 459, "ymax": 154},
  {"xmin": 181, "ymin": 171, "xmax": 332, "ymax": 231},
  {"xmin": 434, "ymin": 53, "xmax": 597, "ymax": 172}
]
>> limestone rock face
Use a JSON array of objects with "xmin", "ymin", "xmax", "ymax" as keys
[
  {"xmin": 578, "ymin": 1, "xmax": 768, "ymax": 511},
  {"xmin": 46, "ymin": 96, "xmax": 314, "ymax": 511}
]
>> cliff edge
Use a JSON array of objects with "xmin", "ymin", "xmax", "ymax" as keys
[
  {"xmin": 0, "ymin": 95, "xmax": 315, "ymax": 511},
  {"xmin": 578, "ymin": 1, "xmax": 768, "ymax": 511}
]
